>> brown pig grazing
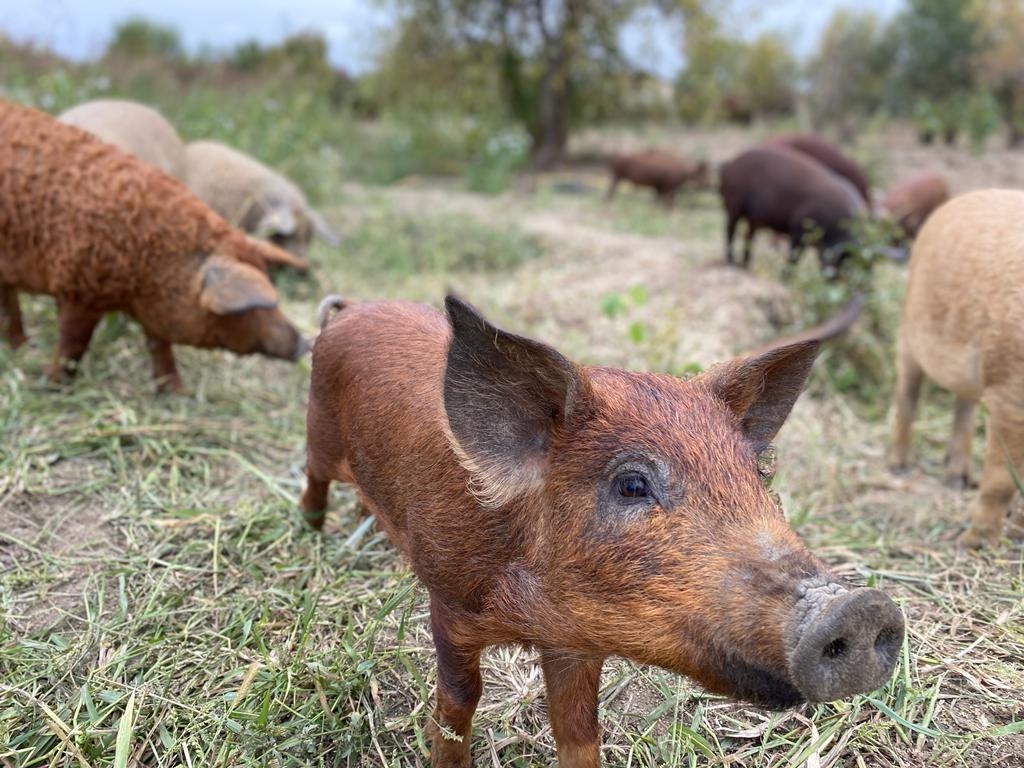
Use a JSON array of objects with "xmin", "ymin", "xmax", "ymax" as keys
[
  {"xmin": 888, "ymin": 189, "xmax": 1024, "ymax": 549},
  {"xmin": 766, "ymin": 133, "xmax": 872, "ymax": 207},
  {"xmin": 0, "ymin": 100, "xmax": 309, "ymax": 393},
  {"xmin": 880, "ymin": 172, "xmax": 950, "ymax": 241},
  {"xmin": 607, "ymin": 149, "xmax": 709, "ymax": 206},
  {"xmin": 302, "ymin": 294, "xmax": 904, "ymax": 767},
  {"xmin": 719, "ymin": 146, "xmax": 867, "ymax": 275}
]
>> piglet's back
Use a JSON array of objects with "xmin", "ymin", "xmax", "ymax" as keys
[
  {"xmin": 0, "ymin": 101, "xmax": 228, "ymax": 300},
  {"xmin": 310, "ymin": 301, "xmax": 458, "ymax": 539}
]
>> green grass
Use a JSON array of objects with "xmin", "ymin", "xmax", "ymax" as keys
[{"xmin": 3, "ymin": 111, "xmax": 1024, "ymax": 767}]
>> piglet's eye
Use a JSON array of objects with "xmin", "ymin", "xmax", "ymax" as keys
[{"xmin": 615, "ymin": 473, "xmax": 650, "ymax": 499}]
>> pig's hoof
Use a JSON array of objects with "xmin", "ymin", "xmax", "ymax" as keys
[
  {"xmin": 943, "ymin": 473, "xmax": 975, "ymax": 491},
  {"xmin": 956, "ymin": 526, "xmax": 997, "ymax": 551},
  {"xmin": 299, "ymin": 502, "xmax": 327, "ymax": 531},
  {"xmin": 156, "ymin": 376, "xmax": 186, "ymax": 395}
]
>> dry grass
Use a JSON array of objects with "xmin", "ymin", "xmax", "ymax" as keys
[{"xmin": 2, "ymin": 129, "xmax": 1024, "ymax": 767}]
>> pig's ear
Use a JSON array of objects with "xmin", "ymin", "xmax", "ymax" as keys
[
  {"xmin": 703, "ymin": 340, "xmax": 820, "ymax": 453},
  {"xmin": 443, "ymin": 294, "xmax": 580, "ymax": 508},
  {"xmin": 198, "ymin": 256, "xmax": 280, "ymax": 315},
  {"xmin": 244, "ymin": 236, "xmax": 310, "ymax": 271}
]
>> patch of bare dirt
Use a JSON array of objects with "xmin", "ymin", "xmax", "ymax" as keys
[{"xmin": 0, "ymin": 487, "xmax": 121, "ymax": 635}]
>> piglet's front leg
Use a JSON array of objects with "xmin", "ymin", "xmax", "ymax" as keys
[
  {"xmin": 0, "ymin": 285, "xmax": 26, "ymax": 348},
  {"xmin": 428, "ymin": 596, "xmax": 483, "ymax": 768},
  {"xmin": 48, "ymin": 302, "xmax": 103, "ymax": 383},
  {"xmin": 541, "ymin": 650, "xmax": 605, "ymax": 768},
  {"xmin": 146, "ymin": 335, "xmax": 185, "ymax": 394}
]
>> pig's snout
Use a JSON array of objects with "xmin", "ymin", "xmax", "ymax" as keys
[
  {"xmin": 789, "ymin": 588, "xmax": 904, "ymax": 702},
  {"xmin": 293, "ymin": 335, "xmax": 313, "ymax": 360}
]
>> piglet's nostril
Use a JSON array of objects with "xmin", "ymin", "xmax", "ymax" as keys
[{"xmin": 822, "ymin": 637, "xmax": 847, "ymax": 659}]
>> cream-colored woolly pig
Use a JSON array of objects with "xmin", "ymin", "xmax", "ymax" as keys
[
  {"xmin": 184, "ymin": 140, "xmax": 340, "ymax": 258},
  {"xmin": 888, "ymin": 189, "xmax": 1024, "ymax": 548},
  {"xmin": 59, "ymin": 99, "xmax": 187, "ymax": 179}
]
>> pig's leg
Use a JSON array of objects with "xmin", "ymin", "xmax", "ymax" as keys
[
  {"xmin": 300, "ymin": 476, "xmax": 331, "ymax": 529},
  {"xmin": 301, "ymin": 396, "xmax": 347, "ymax": 529},
  {"xmin": 428, "ymin": 596, "xmax": 482, "ymax": 768},
  {"xmin": 605, "ymin": 176, "xmax": 620, "ymax": 201},
  {"xmin": 0, "ymin": 284, "xmax": 26, "ymax": 347},
  {"xmin": 887, "ymin": 337, "xmax": 925, "ymax": 472},
  {"xmin": 48, "ymin": 302, "xmax": 103, "ymax": 383},
  {"xmin": 742, "ymin": 223, "xmax": 756, "ymax": 267},
  {"xmin": 959, "ymin": 401, "xmax": 1024, "ymax": 549},
  {"xmin": 541, "ymin": 650, "xmax": 605, "ymax": 768},
  {"xmin": 145, "ymin": 334, "xmax": 185, "ymax": 394},
  {"xmin": 724, "ymin": 215, "xmax": 738, "ymax": 265},
  {"xmin": 944, "ymin": 397, "xmax": 977, "ymax": 489}
]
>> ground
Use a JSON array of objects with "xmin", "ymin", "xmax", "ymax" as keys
[{"xmin": 1, "ymin": 125, "xmax": 1023, "ymax": 767}]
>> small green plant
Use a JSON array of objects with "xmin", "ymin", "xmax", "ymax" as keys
[{"xmin": 601, "ymin": 284, "xmax": 650, "ymax": 345}]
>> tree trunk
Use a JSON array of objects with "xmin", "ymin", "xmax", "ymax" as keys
[
  {"xmin": 532, "ymin": 67, "xmax": 569, "ymax": 169},
  {"xmin": 529, "ymin": 0, "xmax": 580, "ymax": 171}
]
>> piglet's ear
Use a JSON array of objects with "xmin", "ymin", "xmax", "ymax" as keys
[
  {"xmin": 443, "ymin": 295, "xmax": 580, "ymax": 508},
  {"xmin": 244, "ymin": 236, "xmax": 310, "ymax": 271},
  {"xmin": 703, "ymin": 340, "xmax": 820, "ymax": 453},
  {"xmin": 198, "ymin": 255, "xmax": 279, "ymax": 316}
]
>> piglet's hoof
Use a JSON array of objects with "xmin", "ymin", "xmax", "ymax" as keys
[
  {"xmin": 155, "ymin": 375, "xmax": 186, "ymax": 395},
  {"xmin": 943, "ymin": 473, "xmax": 976, "ymax": 491},
  {"xmin": 956, "ymin": 526, "xmax": 998, "ymax": 551},
  {"xmin": 886, "ymin": 461, "xmax": 911, "ymax": 477}
]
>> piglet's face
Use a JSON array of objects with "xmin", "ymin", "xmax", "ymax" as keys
[
  {"xmin": 442, "ymin": 296, "xmax": 904, "ymax": 710},
  {"xmin": 194, "ymin": 255, "xmax": 309, "ymax": 361}
]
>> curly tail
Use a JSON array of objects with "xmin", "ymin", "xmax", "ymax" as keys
[{"xmin": 317, "ymin": 295, "xmax": 349, "ymax": 330}]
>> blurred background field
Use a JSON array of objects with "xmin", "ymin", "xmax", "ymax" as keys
[{"xmin": 2, "ymin": 1, "xmax": 1024, "ymax": 766}]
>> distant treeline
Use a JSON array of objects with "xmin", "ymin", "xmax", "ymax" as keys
[{"xmin": 2, "ymin": 0, "xmax": 1022, "ymax": 169}]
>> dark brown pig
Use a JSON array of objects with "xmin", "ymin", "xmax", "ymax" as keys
[
  {"xmin": 302, "ymin": 294, "xmax": 905, "ymax": 767},
  {"xmin": 0, "ymin": 100, "xmax": 309, "ymax": 393},
  {"xmin": 767, "ymin": 133, "xmax": 872, "ymax": 206},
  {"xmin": 719, "ymin": 145, "xmax": 867, "ymax": 276},
  {"xmin": 607, "ymin": 149, "xmax": 709, "ymax": 206},
  {"xmin": 880, "ymin": 172, "xmax": 950, "ymax": 241}
]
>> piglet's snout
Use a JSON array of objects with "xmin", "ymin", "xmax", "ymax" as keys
[{"xmin": 789, "ymin": 588, "xmax": 904, "ymax": 702}]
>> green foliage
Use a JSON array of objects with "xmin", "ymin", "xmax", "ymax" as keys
[
  {"xmin": 885, "ymin": 0, "xmax": 978, "ymax": 110},
  {"xmin": 807, "ymin": 10, "xmax": 892, "ymax": 128},
  {"xmin": 964, "ymin": 90, "xmax": 1001, "ymax": 151},
  {"xmin": 105, "ymin": 18, "xmax": 183, "ymax": 60},
  {"xmin": 675, "ymin": 28, "xmax": 797, "ymax": 124},
  {"xmin": 789, "ymin": 215, "xmax": 906, "ymax": 410}
]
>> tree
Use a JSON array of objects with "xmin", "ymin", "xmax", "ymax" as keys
[
  {"xmin": 377, "ymin": 1, "xmax": 704, "ymax": 169},
  {"xmin": 970, "ymin": 0, "xmax": 1024, "ymax": 146},
  {"xmin": 807, "ymin": 10, "xmax": 890, "ymax": 129},
  {"xmin": 675, "ymin": 25, "xmax": 796, "ymax": 123},
  {"xmin": 885, "ymin": 0, "xmax": 976, "ymax": 106},
  {"xmin": 106, "ymin": 18, "xmax": 183, "ymax": 60}
]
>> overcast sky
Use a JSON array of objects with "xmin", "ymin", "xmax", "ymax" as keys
[{"xmin": 1, "ymin": 0, "xmax": 904, "ymax": 78}]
